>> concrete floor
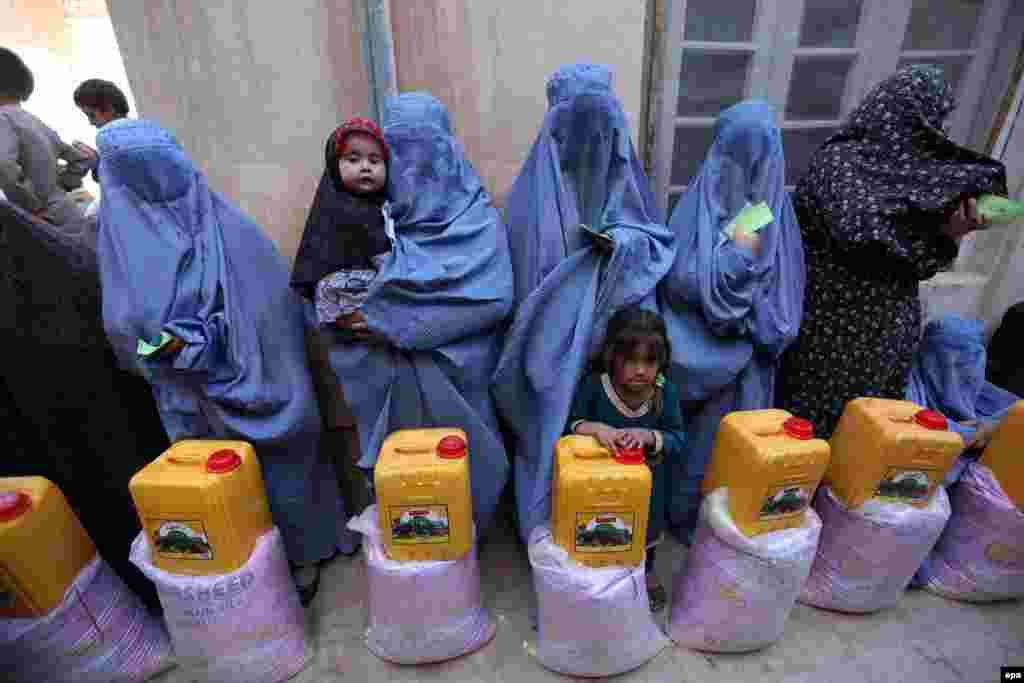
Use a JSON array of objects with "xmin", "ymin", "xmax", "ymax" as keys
[{"xmin": 154, "ymin": 506, "xmax": 1023, "ymax": 682}]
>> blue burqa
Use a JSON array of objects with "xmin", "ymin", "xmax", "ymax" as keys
[
  {"xmin": 656, "ymin": 101, "xmax": 806, "ymax": 543},
  {"xmin": 95, "ymin": 119, "xmax": 340, "ymax": 565},
  {"xmin": 324, "ymin": 93, "xmax": 513, "ymax": 534},
  {"xmin": 493, "ymin": 64, "xmax": 676, "ymax": 543},
  {"xmin": 906, "ymin": 315, "xmax": 1019, "ymax": 484}
]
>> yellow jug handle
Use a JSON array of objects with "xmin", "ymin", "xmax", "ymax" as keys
[
  {"xmin": 166, "ymin": 452, "xmax": 206, "ymax": 465},
  {"xmin": 394, "ymin": 445, "xmax": 434, "ymax": 455},
  {"xmin": 572, "ymin": 446, "xmax": 613, "ymax": 459}
]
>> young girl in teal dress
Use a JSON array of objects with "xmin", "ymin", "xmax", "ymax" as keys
[{"xmin": 566, "ymin": 306, "xmax": 686, "ymax": 612}]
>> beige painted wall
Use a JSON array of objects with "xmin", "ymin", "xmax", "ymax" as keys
[
  {"xmin": 391, "ymin": 0, "xmax": 647, "ymax": 207},
  {"xmin": 104, "ymin": 0, "xmax": 646, "ymax": 257},
  {"xmin": 106, "ymin": 0, "xmax": 371, "ymax": 262}
]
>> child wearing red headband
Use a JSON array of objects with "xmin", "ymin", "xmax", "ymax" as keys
[{"xmin": 292, "ymin": 117, "xmax": 392, "ymax": 333}]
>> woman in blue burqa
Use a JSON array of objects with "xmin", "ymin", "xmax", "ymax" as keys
[
  {"xmin": 905, "ymin": 314, "xmax": 1019, "ymax": 587},
  {"xmin": 493, "ymin": 63, "xmax": 676, "ymax": 543},
  {"xmin": 95, "ymin": 119, "xmax": 341, "ymax": 604},
  {"xmin": 297, "ymin": 93, "xmax": 514, "ymax": 535},
  {"xmin": 656, "ymin": 101, "xmax": 805, "ymax": 544},
  {"xmin": 905, "ymin": 315, "xmax": 1019, "ymax": 482}
]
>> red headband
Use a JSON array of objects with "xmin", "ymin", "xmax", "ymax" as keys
[{"xmin": 334, "ymin": 117, "xmax": 388, "ymax": 161}]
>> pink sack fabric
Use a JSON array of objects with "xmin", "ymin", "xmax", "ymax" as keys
[
  {"xmin": 921, "ymin": 463, "xmax": 1024, "ymax": 602},
  {"xmin": 0, "ymin": 555, "xmax": 173, "ymax": 683},
  {"xmin": 799, "ymin": 486, "xmax": 950, "ymax": 613},
  {"xmin": 130, "ymin": 526, "xmax": 310, "ymax": 683},
  {"xmin": 669, "ymin": 489, "xmax": 821, "ymax": 652},
  {"xmin": 347, "ymin": 506, "xmax": 495, "ymax": 665},
  {"xmin": 528, "ymin": 525, "xmax": 668, "ymax": 678}
]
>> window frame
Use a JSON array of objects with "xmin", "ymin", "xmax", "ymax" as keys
[{"xmin": 651, "ymin": 0, "xmax": 1024, "ymax": 211}]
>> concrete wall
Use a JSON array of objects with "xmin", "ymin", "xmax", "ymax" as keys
[
  {"xmin": 106, "ymin": 0, "xmax": 371, "ymax": 262},
  {"xmin": 105, "ymin": 1, "xmax": 646, "ymax": 255},
  {"xmin": 390, "ymin": 0, "xmax": 647, "ymax": 206}
]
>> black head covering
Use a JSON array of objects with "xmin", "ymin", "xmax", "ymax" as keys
[
  {"xmin": 290, "ymin": 128, "xmax": 389, "ymax": 299},
  {"xmin": 796, "ymin": 64, "xmax": 1007, "ymax": 281}
]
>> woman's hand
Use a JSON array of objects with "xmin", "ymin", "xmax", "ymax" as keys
[
  {"xmin": 732, "ymin": 229, "xmax": 762, "ymax": 257},
  {"xmin": 942, "ymin": 198, "xmax": 991, "ymax": 242},
  {"xmin": 963, "ymin": 419, "xmax": 999, "ymax": 451},
  {"xmin": 158, "ymin": 335, "xmax": 186, "ymax": 359}
]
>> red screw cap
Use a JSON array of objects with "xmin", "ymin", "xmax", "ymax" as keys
[
  {"xmin": 437, "ymin": 435, "xmax": 467, "ymax": 459},
  {"xmin": 783, "ymin": 417, "xmax": 815, "ymax": 440},
  {"xmin": 614, "ymin": 446, "xmax": 646, "ymax": 465},
  {"xmin": 914, "ymin": 410, "xmax": 947, "ymax": 431},
  {"xmin": 0, "ymin": 491, "xmax": 31, "ymax": 522},
  {"xmin": 207, "ymin": 449, "xmax": 242, "ymax": 474}
]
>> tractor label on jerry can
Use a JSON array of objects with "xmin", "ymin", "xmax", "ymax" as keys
[
  {"xmin": 574, "ymin": 512, "xmax": 635, "ymax": 553},
  {"xmin": 759, "ymin": 482, "xmax": 812, "ymax": 521},
  {"xmin": 389, "ymin": 505, "xmax": 451, "ymax": 545},
  {"xmin": 149, "ymin": 520, "xmax": 214, "ymax": 560}
]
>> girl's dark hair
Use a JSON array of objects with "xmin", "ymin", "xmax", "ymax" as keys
[
  {"xmin": 0, "ymin": 48, "xmax": 34, "ymax": 102},
  {"xmin": 597, "ymin": 305, "xmax": 672, "ymax": 415},
  {"xmin": 73, "ymin": 79, "xmax": 129, "ymax": 116},
  {"xmin": 324, "ymin": 129, "xmax": 346, "ymax": 193}
]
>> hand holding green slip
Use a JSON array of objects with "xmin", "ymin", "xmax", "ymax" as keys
[
  {"xmin": 723, "ymin": 201, "xmax": 773, "ymax": 239},
  {"xmin": 975, "ymin": 194, "xmax": 1024, "ymax": 226}
]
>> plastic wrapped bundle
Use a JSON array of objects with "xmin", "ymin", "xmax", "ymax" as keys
[
  {"xmin": 130, "ymin": 527, "xmax": 310, "ymax": 683},
  {"xmin": 800, "ymin": 486, "xmax": 950, "ymax": 613},
  {"xmin": 669, "ymin": 489, "xmax": 821, "ymax": 652},
  {"xmin": 528, "ymin": 525, "xmax": 668, "ymax": 677},
  {"xmin": 0, "ymin": 555, "xmax": 173, "ymax": 683},
  {"xmin": 347, "ymin": 506, "xmax": 495, "ymax": 664},
  {"xmin": 920, "ymin": 463, "xmax": 1024, "ymax": 602}
]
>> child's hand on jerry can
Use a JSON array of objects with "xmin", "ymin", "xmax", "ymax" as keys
[{"xmin": 614, "ymin": 429, "xmax": 652, "ymax": 450}]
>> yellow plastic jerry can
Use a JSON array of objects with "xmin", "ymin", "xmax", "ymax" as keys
[
  {"xmin": 374, "ymin": 428, "xmax": 473, "ymax": 562},
  {"xmin": 979, "ymin": 401, "xmax": 1024, "ymax": 509},
  {"xmin": 552, "ymin": 435, "xmax": 651, "ymax": 568},
  {"xmin": 0, "ymin": 477, "xmax": 97, "ymax": 617},
  {"xmin": 827, "ymin": 398, "xmax": 964, "ymax": 509},
  {"xmin": 701, "ymin": 410, "xmax": 830, "ymax": 536},
  {"xmin": 129, "ymin": 440, "xmax": 274, "ymax": 576}
]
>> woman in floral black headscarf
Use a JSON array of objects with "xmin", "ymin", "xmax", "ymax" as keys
[{"xmin": 777, "ymin": 65, "xmax": 1007, "ymax": 437}]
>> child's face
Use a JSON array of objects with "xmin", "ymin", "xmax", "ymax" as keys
[
  {"xmin": 612, "ymin": 341, "xmax": 660, "ymax": 396},
  {"xmin": 338, "ymin": 133, "xmax": 387, "ymax": 195}
]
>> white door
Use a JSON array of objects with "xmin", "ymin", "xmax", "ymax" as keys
[{"xmin": 652, "ymin": 0, "xmax": 1024, "ymax": 213}]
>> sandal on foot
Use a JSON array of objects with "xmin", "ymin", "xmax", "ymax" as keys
[
  {"xmin": 292, "ymin": 564, "xmax": 321, "ymax": 607},
  {"xmin": 648, "ymin": 583, "xmax": 667, "ymax": 612}
]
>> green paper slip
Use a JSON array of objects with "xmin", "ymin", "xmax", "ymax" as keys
[
  {"xmin": 137, "ymin": 331, "xmax": 174, "ymax": 357},
  {"xmin": 724, "ymin": 201, "xmax": 774, "ymax": 239},
  {"xmin": 976, "ymin": 194, "xmax": 1024, "ymax": 226}
]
